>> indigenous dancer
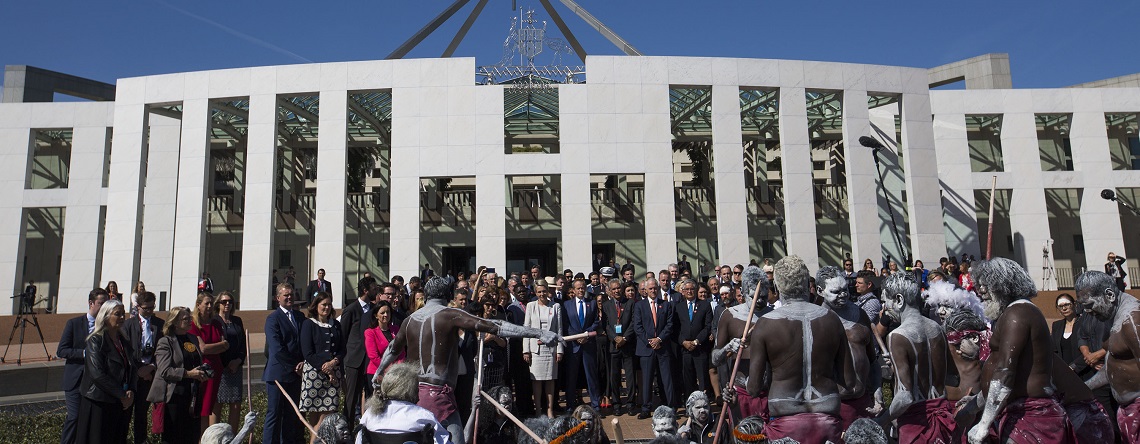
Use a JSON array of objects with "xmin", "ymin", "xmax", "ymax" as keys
[
  {"xmin": 876, "ymin": 273, "xmax": 955, "ymax": 443},
  {"xmin": 747, "ymin": 256, "xmax": 855, "ymax": 443},
  {"xmin": 1078, "ymin": 270, "xmax": 1140, "ymax": 443},
  {"xmin": 375, "ymin": 276, "xmax": 563, "ymax": 444},
  {"xmin": 966, "ymin": 258, "xmax": 1076, "ymax": 444},
  {"xmin": 711, "ymin": 266, "xmax": 769, "ymax": 421},
  {"xmin": 817, "ymin": 266, "xmax": 881, "ymax": 429}
]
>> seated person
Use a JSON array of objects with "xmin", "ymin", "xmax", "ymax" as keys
[{"xmin": 359, "ymin": 363, "xmax": 450, "ymax": 444}]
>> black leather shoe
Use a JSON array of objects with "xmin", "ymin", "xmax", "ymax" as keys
[{"xmin": 637, "ymin": 411, "xmax": 651, "ymax": 419}]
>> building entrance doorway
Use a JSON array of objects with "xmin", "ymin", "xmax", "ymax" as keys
[
  {"xmin": 442, "ymin": 246, "xmax": 476, "ymax": 277},
  {"xmin": 506, "ymin": 239, "xmax": 558, "ymax": 278}
]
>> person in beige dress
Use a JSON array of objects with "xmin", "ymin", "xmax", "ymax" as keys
[{"xmin": 523, "ymin": 280, "xmax": 563, "ymax": 416}]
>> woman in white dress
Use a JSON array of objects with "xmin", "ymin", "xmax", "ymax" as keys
[{"xmin": 522, "ymin": 280, "xmax": 563, "ymax": 417}]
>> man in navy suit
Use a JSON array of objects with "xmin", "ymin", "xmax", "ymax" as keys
[
  {"xmin": 122, "ymin": 291, "xmax": 164, "ymax": 444},
  {"xmin": 263, "ymin": 283, "xmax": 305, "ymax": 444},
  {"xmin": 56, "ymin": 288, "xmax": 108, "ymax": 444},
  {"xmin": 562, "ymin": 278, "xmax": 602, "ymax": 410},
  {"xmin": 633, "ymin": 278, "xmax": 677, "ymax": 418},
  {"xmin": 673, "ymin": 279, "xmax": 713, "ymax": 398}
]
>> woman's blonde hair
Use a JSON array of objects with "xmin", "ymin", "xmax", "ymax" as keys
[
  {"xmin": 192, "ymin": 292, "xmax": 214, "ymax": 327},
  {"xmin": 163, "ymin": 306, "xmax": 191, "ymax": 336}
]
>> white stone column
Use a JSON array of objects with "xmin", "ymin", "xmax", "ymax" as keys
[
  {"xmin": 0, "ymin": 125, "xmax": 31, "ymax": 315},
  {"xmin": 56, "ymin": 127, "xmax": 109, "ymax": 313},
  {"xmin": 900, "ymin": 93, "xmax": 948, "ymax": 264},
  {"xmin": 170, "ymin": 98, "xmax": 211, "ymax": 308},
  {"xmin": 474, "ymin": 86, "xmax": 506, "ymax": 270},
  {"xmin": 933, "ymin": 113, "xmax": 980, "ymax": 258},
  {"xmin": 1001, "ymin": 111, "xmax": 1052, "ymax": 287},
  {"xmin": 313, "ymin": 90, "xmax": 348, "ymax": 306},
  {"xmin": 842, "ymin": 90, "xmax": 882, "ymax": 267},
  {"xmin": 138, "ymin": 114, "xmax": 183, "ymax": 299},
  {"xmin": 1071, "ymin": 110, "xmax": 1123, "ymax": 263},
  {"xmin": 101, "ymin": 79, "xmax": 149, "ymax": 291},
  {"xmin": 710, "ymin": 85, "xmax": 748, "ymax": 266},
  {"xmin": 240, "ymin": 90, "xmax": 279, "ymax": 308},
  {"xmin": 778, "ymin": 88, "xmax": 819, "ymax": 270},
  {"xmin": 559, "ymin": 84, "xmax": 592, "ymax": 274}
]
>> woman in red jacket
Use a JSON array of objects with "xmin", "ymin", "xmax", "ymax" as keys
[{"xmin": 364, "ymin": 301, "xmax": 404, "ymax": 381}]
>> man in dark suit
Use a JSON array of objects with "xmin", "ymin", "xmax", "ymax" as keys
[
  {"xmin": 673, "ymin": 279, "xmax": 713, "ymax": 398},
  {"xmin": 57, "ymin": 288, "xmax": 108, "ymax": 444},
  {"xmin": 304, "ymin": 268, "xmax": 332, "ymax": 305},
  {"xmin": 263, "ymin": 283, "xmax": 305, "ymax": 444},
  {"xmin": 122, "ymin": 291, "xmax": 163, "ymax": 444},
  {"xmin": 602, "ymin": 280, "xmax": 637, "ymax": 415},
  {"xmin": 632, "ymin": 278, "xmax": 677, "ymax": 418},
  {"xmin": 561, "ymin": 278, "xmax": 602, "ymax": 410},
  {"xmin": 341, "ymin": 280, "xmax": 377, "ymax": 421}
]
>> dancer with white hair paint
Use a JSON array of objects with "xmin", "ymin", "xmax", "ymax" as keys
[{"xmin": 923, "ymin": 281, "xmax": 984, "ymax": 324}]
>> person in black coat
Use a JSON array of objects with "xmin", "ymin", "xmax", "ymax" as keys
[
  {"xmin": 304, "ymin": 268, "xmax": 332, "ymax": 305},
  {"xmin": 122, "ymin": 291, "xmax": 164, "ymax": 444},
  {"xmin": 263, "ymin": 284, "xmax": 306, "ymax": 444},
  {"xmin": 76, "ymin": 300, "xmax": 136, "ymax": 444},
  {"xmin": 602, "ymin": 280, "xmax": 638, "ymax": 415},
  {"xmin": 673, "ymin": 279, "xmax": 713, "ymax": 398},
  {"xmin": 57, "ymin": 288, "xmax": 108, "ymax": 444},
  {"xmin": 632, "ymin": 278, "xmax": 677, "ymax": 418},
  {"xmin": 1050, "ymin": 293, "xmax": 1092, "ymax": 379},
  {"xmin": 340, "ymin": 281, "xmax": 377, "ymax": 422}
]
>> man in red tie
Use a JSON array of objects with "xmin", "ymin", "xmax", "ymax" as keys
[{"xmin": 633, "ymin": 278, "xmax": 677, "ymax": 418}]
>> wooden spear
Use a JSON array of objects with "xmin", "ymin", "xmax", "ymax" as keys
[
  {"xmin": 711, "ymin": 277, "xmax": 766, "ymax": 444},
  {"xmin": 481, "ymin": 389, "xmax": 546, "ymax": 444}
]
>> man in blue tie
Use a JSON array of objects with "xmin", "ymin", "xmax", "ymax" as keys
[
  {"xmin": 263, "ymin": 284, "xmax": 305, "ymax": 444},
  {"xmin": 562, "ymin": 278, "xmax": 602, "ymax": 410},
  {"xmin": 674, "ymin": 279, "xmax": 713, "ymax": 399}
]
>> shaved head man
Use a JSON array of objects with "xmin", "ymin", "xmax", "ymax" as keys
[
  {"xmin": 375, "ymin": 276, "xmax": 564, "ymax": 444},
  {"xmin": 747, "ymin": 256, "xmax": 854, "ymax": 443},
  {"xmin": 817, "ymin": 266, "xmax": 881, "ymax": 429},
  {"xmin": 967, "ymin": 258, "xmax": 1077, "ymax": 443},
  {"xmin": 876, "ymin": 272, "xmax": 955, "ymax": 443}
]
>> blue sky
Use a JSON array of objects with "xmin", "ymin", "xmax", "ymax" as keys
[{"xmin": 1, "ymin": 0, "xmax": 1137, "ymax": 88}]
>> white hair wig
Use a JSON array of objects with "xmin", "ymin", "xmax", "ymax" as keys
[{"xmin": 923, "ymin": 281, "xmax": 984, "ymax": 319}]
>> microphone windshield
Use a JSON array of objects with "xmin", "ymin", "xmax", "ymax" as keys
[
  {"xmin": 858, "ymin": 136, "xmax": 885, "ymax": 149},
  {"xmin": 1101, "ymin": 189, "xmax": 1117, "ymax": 201}
]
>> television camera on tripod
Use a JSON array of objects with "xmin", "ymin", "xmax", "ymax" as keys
[{"xmin": 2, "ymin": 284, "xmax": 53, "ymax": 365}]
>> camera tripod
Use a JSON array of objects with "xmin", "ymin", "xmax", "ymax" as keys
[{"xmin": 2, "ymin": 295, "xmax": 52, "ymax": 365}]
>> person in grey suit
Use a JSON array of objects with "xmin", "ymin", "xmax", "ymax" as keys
[
  {"xmin": 122, "ymin": 291, "xmax": 164, "ymax": 444},
  {"xmin": 57, "ymin": 288, "xmax": 108, "ymax": 444},
  {"xmin": 341, "ymin": 281, "xmax": 377, "ymax": 421}
]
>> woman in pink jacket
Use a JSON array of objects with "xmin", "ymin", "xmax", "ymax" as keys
[{"xmin": 364, "ymin": 301, "xmax": 403, "ymax": 379}]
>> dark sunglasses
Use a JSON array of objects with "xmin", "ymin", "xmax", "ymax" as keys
[{"xmin": 217, "ymin": 300, "xmax": 233, "ymax": 305}]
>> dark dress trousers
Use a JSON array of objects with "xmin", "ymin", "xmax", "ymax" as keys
[{"xmin": 602, "ymin": 296, "xmax": 637, "ymax": 410}]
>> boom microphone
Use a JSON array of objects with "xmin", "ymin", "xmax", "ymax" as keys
[{"xmin": 858, "ymin": 136, "xmax": 885, "ymax": 149}]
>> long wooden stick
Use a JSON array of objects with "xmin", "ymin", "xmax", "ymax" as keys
[
  {"xmin": 274, "ymin": 380, "xmax": 318, "ymax": 436},
  {"xmin": 611, "ymin": 418, "xmax": 624, "ymax": 444},
  {"xmin": 986, "ymin": 175, "xmax": 997, "ymax": 260},
  {"xmin": 481, "ymin": 389, "xmax": 546, "ymax": 444},
  {"xmin": 711, "ymin": 278, "xmax": 766, "ymax": 444},
  {"xmin": 245, "ymin": 330, "xmax": 253, "ymax": 444},
  {"xmin": 472, "ymin": 336, "xmax": 486, "ymax": 444}
]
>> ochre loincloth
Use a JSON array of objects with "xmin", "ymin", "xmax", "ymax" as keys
[
  {"xmin": 838, "ymin": 391, "xmax": 875, "ymax": 430},
  {"xmin": 993, "ymin": 397, "xmax": 1078, "ymax": 444},
  {"xmin": 1065, "ymin": 398, "xmax": 1113, "ymax": 444},
  {"xmin": 417, "ymin": 382, "xmax": 457, "ymax": 423},
  {"xmin": 897, "ymin": 398, "xmax": 955, "ymax": 444},
  {"xmin": 734, "ymin": 385, "xmax": 768, "ymax": 422},
  {"xmin": 1118, "ymin": 397, "xmax": 1140, "ymax": 444},
  {"xmin": 762, "ymin": 412, "xmax": 841, "ymax": 443}
]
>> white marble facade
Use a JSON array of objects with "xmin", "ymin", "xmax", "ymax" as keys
[{"xmin": 2, "ymin": 55, "xmax": 1137, "ymax": 314}]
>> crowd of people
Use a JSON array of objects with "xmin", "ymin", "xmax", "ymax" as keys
[{"xmin": 55, "ymin": 250, "xmax": 1140, "ymax": 444}]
